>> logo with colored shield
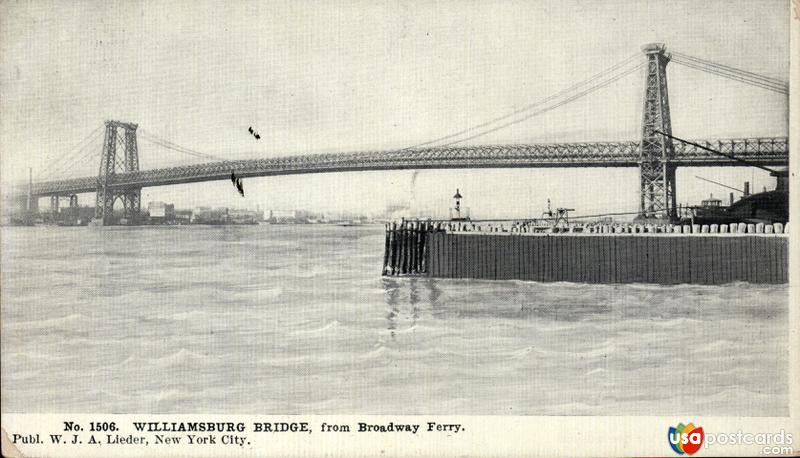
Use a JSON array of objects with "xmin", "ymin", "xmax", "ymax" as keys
[{"xmin": 669, "ymin": 422, "xmax": 705, "ymax": 455}]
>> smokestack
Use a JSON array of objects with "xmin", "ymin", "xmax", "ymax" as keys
[
  {"xmin": 26, "ymin": 167, "xmax": 32, "ymax": 211},
  {"xmin": 729, "ymin": 192, "xmax": 734, "ymax": 206},
  {"xmin": 744, "ymin": 181, "xmax": 750, "ymax": 197}
]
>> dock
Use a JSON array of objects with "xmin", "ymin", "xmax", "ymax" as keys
[{"xmin": 382, "ymin": 220, "xmax": 789, "ymax": 284}]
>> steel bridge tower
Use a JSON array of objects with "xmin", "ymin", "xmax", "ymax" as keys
[
  {"xmin": 94, "ymin": 120, "xmax": 141, "ymax": 225},
  {"xmin": 638, "ymin": 43, "xmax": 676, "ymax": 221}
]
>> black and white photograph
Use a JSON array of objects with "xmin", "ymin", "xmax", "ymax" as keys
[{"xmin": 1, "ymin": 1, "xmax": 797, "ymax": 456}]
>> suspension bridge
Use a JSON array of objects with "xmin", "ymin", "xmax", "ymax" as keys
[{"xmin": 12, "ymin": 44, "xmax": 790, "ymax": 225}]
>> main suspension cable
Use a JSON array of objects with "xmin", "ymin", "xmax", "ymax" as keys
[
  {"xmin": 38, "ymin": 125, "xmax": 104, "ymax": 181},
  {"xmin": 402, "ymin": 52, "xmax": 642, "ymax": 150},
  {"xmin": 138, "ymin": 129, "xmax": 229, "ymax": 162},
  {"xmin": 435, "ymin": 61, "xmax": 645, "ymax": 147},
  {"xmin": 671, "ymin": 51, "xmax": 787, "ymax": 86},
  {"xmin": 671, "ymin": 52, "xmax": 788, "ymax": 94}
]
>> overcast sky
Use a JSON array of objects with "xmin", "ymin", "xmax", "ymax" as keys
[{"xmin": 0, "ymin": 0, "xmax": 790, "ymax": 218}]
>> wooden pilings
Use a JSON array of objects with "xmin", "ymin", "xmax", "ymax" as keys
[{"xmin": 382, "ymin": 220, "xmax": 438, "ymax": 276}]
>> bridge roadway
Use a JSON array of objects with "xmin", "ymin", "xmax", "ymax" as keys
[{"xmin": 29, "ymin": 137, "xmax": 788, "ymax": 196}]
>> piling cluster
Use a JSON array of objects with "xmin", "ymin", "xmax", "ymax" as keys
[{"xmin": 382, "ymin": 221, "xmax": 440, "ymax": 276}]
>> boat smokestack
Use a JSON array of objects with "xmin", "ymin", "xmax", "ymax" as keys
[
  {"xmin": 771, "ymin": 170, "xmax": 788, "ymax": 192},
  {"xmin": 729, "ymin": 192, "xmax": 734, "ymax": 206},
  {"xmin": 744, "ymin": 181, "xmax": 750, "ymax": 197},
  {"xmin": 26, "ymin": 167, "xmax": 32, "ymax": 211}
]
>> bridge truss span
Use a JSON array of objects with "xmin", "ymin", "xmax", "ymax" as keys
[
  {"xmin": 27, "ymin": 137, "xmax": 788, "ymax": 197},
  {"xmin": 671, "ymin": 137, "xmax": 788, "ymax": 164}
]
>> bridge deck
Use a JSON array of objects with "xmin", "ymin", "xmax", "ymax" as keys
[{"xmin": 25, "ymin": 137, "xmax": 788, "ymax": 196}]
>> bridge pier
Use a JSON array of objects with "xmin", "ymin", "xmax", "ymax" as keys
[
  {"xmin": 49, "ymin": 194, "xmax": 78, "ymax": 211},
  {"xmin": 96, "ymin": 187, "xmax": 141, "ymax": 225},
  {"xmin": 50, "ymin": 195, "xmax": 60, "ymax": 214},
  {"xmin": 47, "ymin": 194, "xmax": 80, "ymax": 224}
]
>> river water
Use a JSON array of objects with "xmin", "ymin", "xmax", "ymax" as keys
[{"xmin": 0, "ymin": 225, "xmax": 788, "ymax": 415}]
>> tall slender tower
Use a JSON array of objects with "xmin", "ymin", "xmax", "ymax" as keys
[
  {"xmin": 94, "ymin": 120, "xmax": 141, "ymax": 225},
  {"xmin": 26, "ymin": 167, "xmax": 32, "ymax": 212},
  {"xmin": 638, "ymin": 43, "xmax": 676, "ymax": 221}
]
